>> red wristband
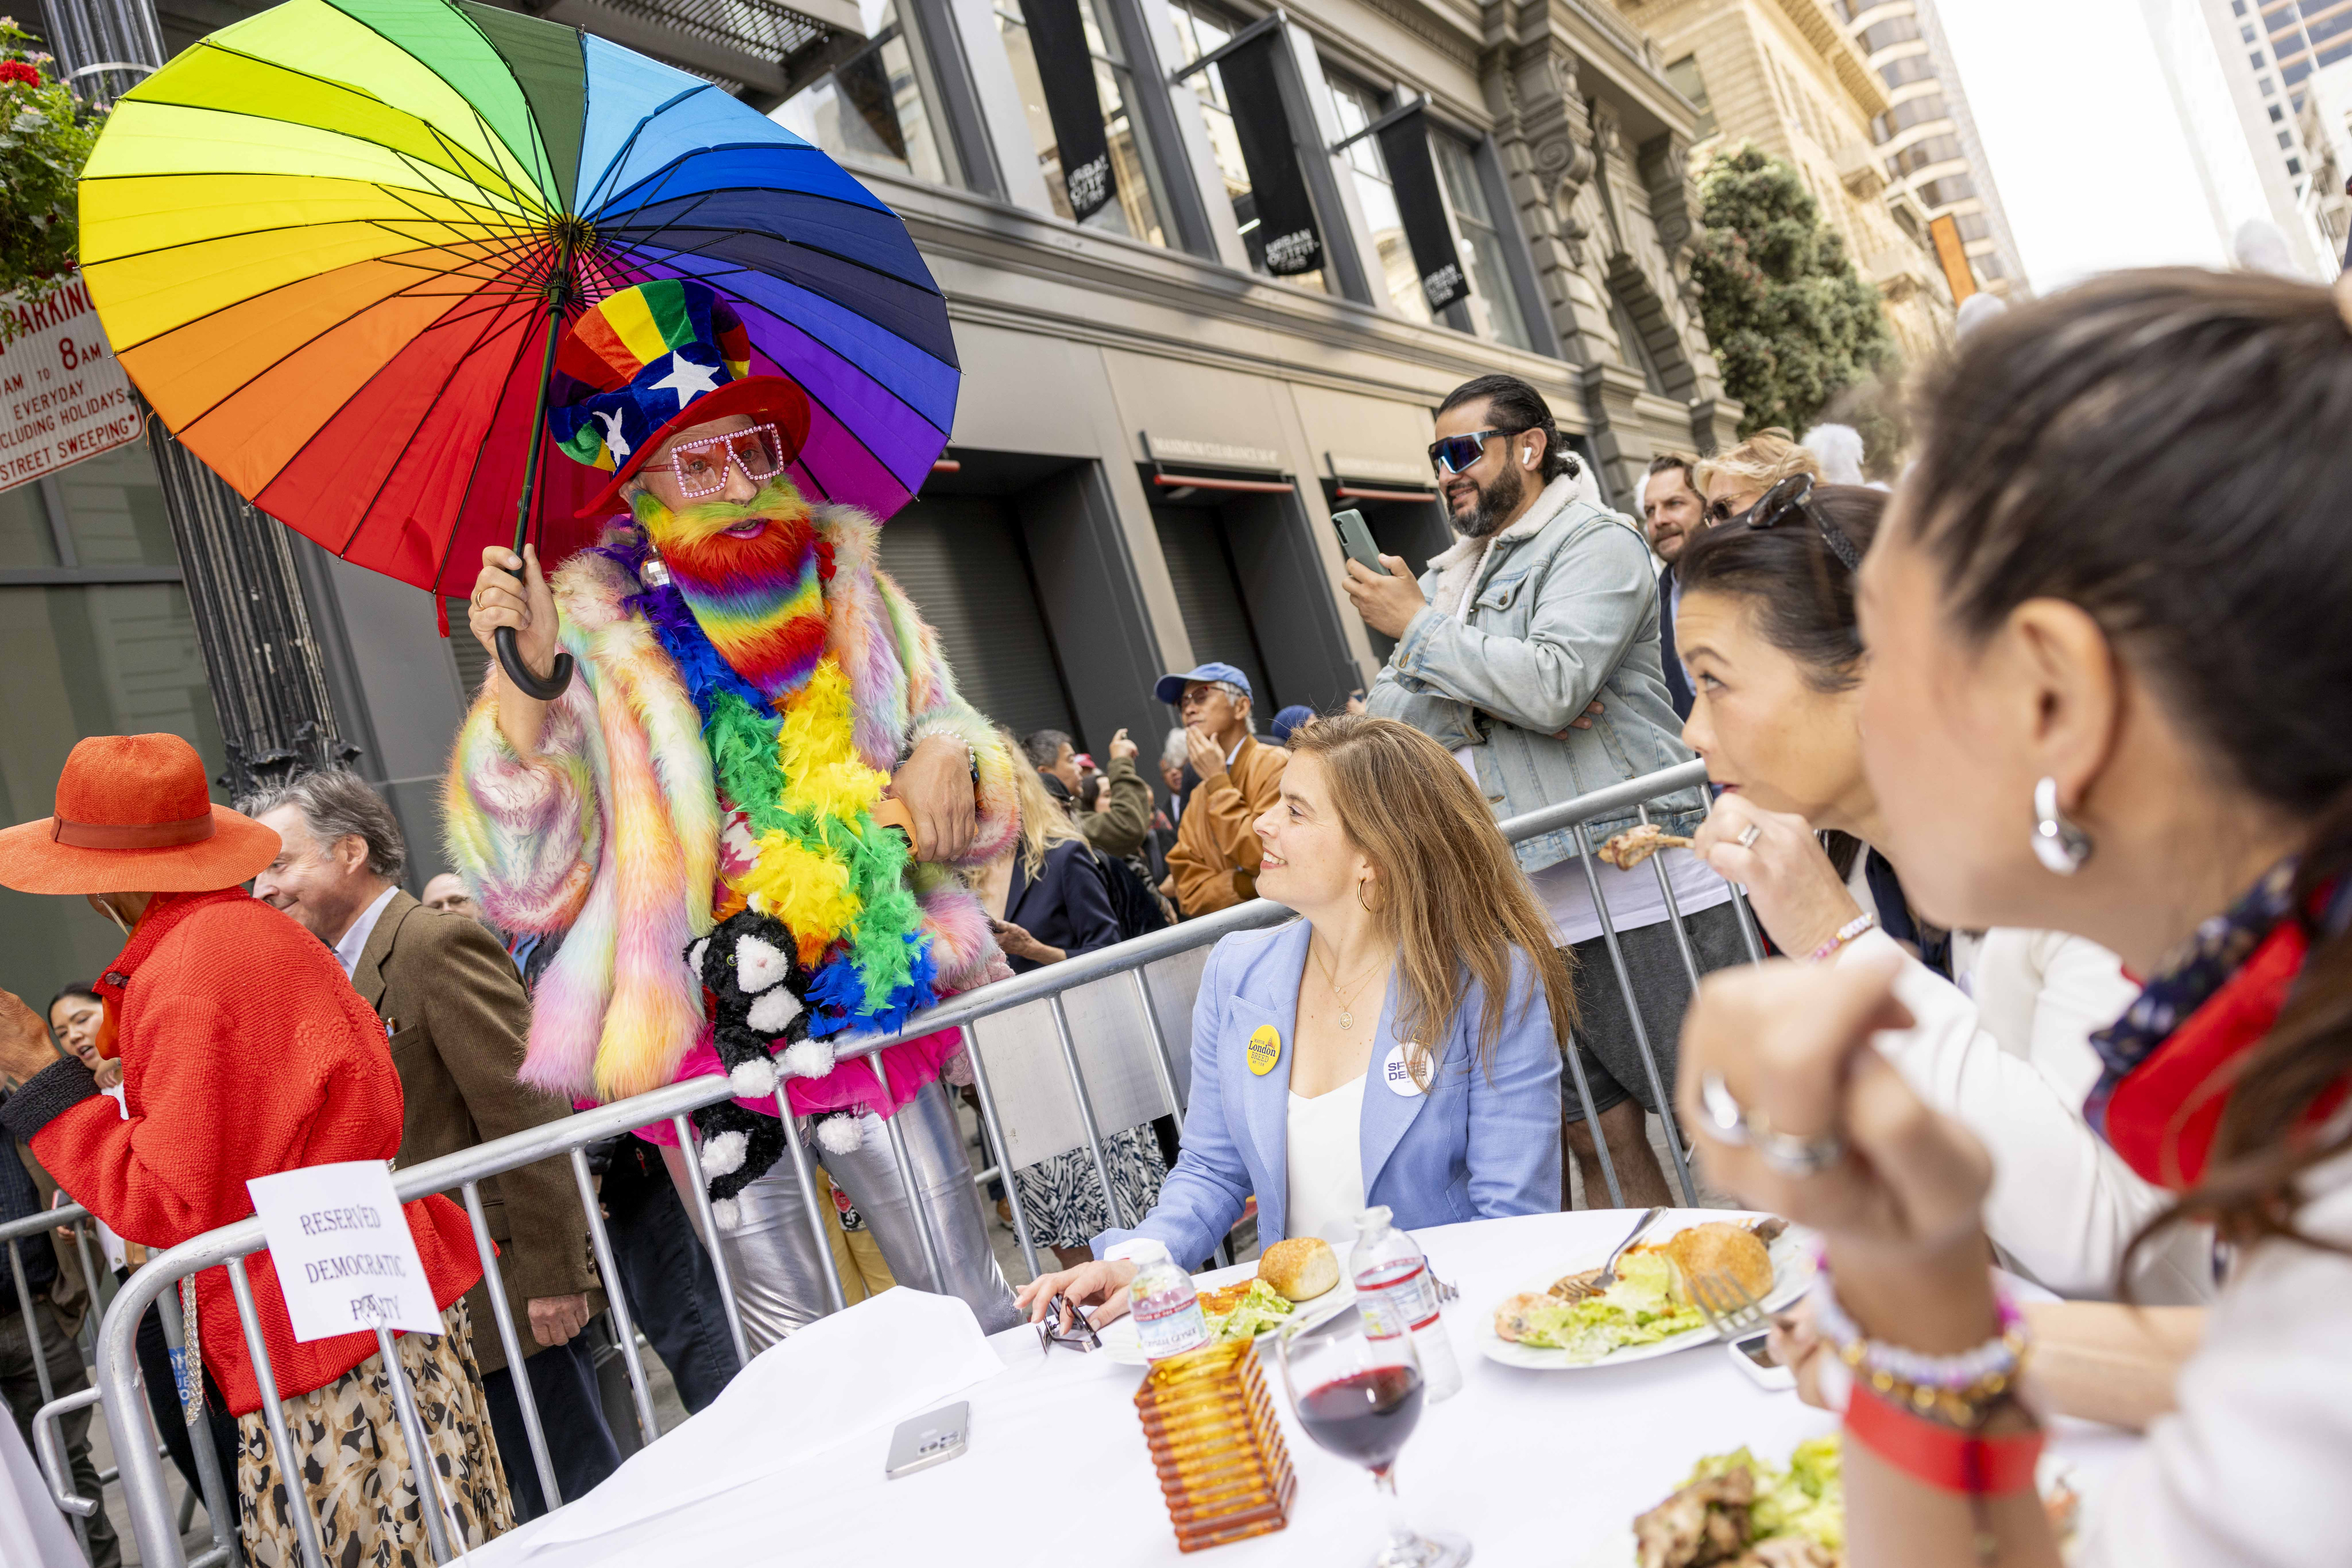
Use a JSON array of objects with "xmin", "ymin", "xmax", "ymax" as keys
[{"xmin": 1844, "ymin": 1383, "xmax": 2044, "ymax": 1495}]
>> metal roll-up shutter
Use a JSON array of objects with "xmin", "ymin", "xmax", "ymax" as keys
[
  {"xmin": 1150, "ymin": 506, "xmax": 1273, "ymax": 710},
  {"xmin": 875, "ymin": 496, "xmax": 1077, "ymax": 739}
]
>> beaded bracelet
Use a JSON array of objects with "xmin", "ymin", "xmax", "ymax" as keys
[
  {"xmin": 1809, "ymin": 911, "xmax": 1879, "ymax": 964},
  {"xmin": 1810, "ymin": 1256, "xmax": 2029, "ymax": 1429}
]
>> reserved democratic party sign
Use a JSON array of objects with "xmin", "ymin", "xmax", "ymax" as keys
[{"xmin": 246, "ymin": 1161, "xmax": 441, "ymax": 1341}]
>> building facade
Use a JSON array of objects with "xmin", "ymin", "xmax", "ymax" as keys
[
  {"xmin": 9, "ymin": 0, "xmax": 1742, "ymax": 1001},
  {"xmin": 2142, "ymin": 0, "xmax": 2340, "ymax": 277},
  {"xmin": 1839, "ymin": 0, "xmax": 2029, "ymax": 297},
  {"xmin": 2295, "ymin": 57, "xmax": 2352, "ymax": 267},
  {"xmin": 1616, "ymin": 0, "xmax": 1955, "ymax": 364}
]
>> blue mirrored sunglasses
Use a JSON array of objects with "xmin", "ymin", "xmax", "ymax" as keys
[{"xmin": 1427, "ymin": 428, "xmax": 1517, "ymax": 476}]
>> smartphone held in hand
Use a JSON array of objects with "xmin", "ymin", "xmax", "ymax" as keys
[{"xmin": 1330, "ymin": 508, "xmax": 1390, "ymax": 575}]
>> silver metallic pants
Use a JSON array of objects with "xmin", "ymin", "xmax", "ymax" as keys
[{"xmin": 666, "ymin": 1080, "xmax": 1020, "ymax": 1352}]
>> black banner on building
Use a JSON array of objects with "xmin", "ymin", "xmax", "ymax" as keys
[
  {"xmin": 1374, "ymin": 107, "xmax": 1469, "ymax": 314},
  {"xmin": 1021, "ymin": 0, "xmax": 1116, "ymax": 220},
  {"xmin": 1217, "ymin": 31, "xmax": 1323, "ymax": 276}
]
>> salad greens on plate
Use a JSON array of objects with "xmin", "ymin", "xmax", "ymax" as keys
[
  {"xmin": 1508, "ymin": 1253, "xmax": 1704, "ymax": 1359},
  {"xmin": 1203, "ymin": 1279, "xmax": 1296, "ymax": 1342}
]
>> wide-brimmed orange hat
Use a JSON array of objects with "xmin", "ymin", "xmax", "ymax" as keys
[{"xmin": 0, "ymin": 734, "xmax": 280, "ymax": 895}]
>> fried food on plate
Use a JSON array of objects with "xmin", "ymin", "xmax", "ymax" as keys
[
  {"xmin": 1196, "ymin": 1279, "xmax": 1255, "ymax": 1316},
  {"xmin": 1657, "ymin": 1221, "xmax": 1773, "ymax": 1302},
  {"xmin": 1258, "ymin": 1236, "xmax": 1340, "ymax": 1301}
]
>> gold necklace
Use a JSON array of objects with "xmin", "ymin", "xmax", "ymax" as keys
[{"xmin": 1312, "ymin": 941, "xmax": 1389, "ymax": 1031}]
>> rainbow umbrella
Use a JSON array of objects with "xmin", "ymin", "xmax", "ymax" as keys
[{"xmin": 76, "ymin": 0, "xmax": 956, "ymax": 619}]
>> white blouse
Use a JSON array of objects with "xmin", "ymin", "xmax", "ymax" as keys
[
  {"xmin": 2082, "ymin": 1147, "xmax": 2352, "ymax": 1566},
  {"xmin": 1285, "ymin": 1074, "xmax": 1368, "ymax": 1245},
  {"xmin": 1842, "ymin": 928, "xmax": 2214, "ymax": 1305}
]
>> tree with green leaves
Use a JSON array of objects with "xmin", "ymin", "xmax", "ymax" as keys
[
  {"xmin": 1, "ymin": 18, "xmax": 104, "ymax": 322},
  {"xmin": 1690, "ymin": 142, "xmax": 1895, "ymax": 437}
]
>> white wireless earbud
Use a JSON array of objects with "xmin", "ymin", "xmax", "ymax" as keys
[{"xmin": 1522, "ymin": 444, "xmax": 1535, "ymax": 466}]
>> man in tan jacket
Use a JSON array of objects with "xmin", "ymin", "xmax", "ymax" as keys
[
  {"xmin": 1156, "ymin": 662, "xmax": 1290, "ymax": 916},
  {"xmin": 245, "ymin": 771, "xmax": 618, "ymax": 1520}
]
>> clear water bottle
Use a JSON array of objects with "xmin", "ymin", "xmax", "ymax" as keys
[
  {"xmin": 1349, "ymin": 1206, "xmax": 1463, "ymax": 1403},
  {"xmin": 1108, "ymin": 1238, "xmax": 1209, "ymax": 1362}
]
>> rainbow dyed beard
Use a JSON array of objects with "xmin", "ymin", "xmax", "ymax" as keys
[{"xmin": 630, "ymin": 478, "xmax": 833, "ymax": 707}]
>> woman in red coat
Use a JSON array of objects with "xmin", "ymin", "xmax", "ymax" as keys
[{"xmin": 0, "ymin": 734, "xmax": 512, "ymax": 1566}]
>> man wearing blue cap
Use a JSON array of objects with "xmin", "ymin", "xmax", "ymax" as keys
[{"xmin": 1156, "ymin": 663, "xmax": 1288, "ymax": 916}]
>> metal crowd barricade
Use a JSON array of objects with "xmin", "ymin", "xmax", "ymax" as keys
[
  {"xmin": 83, "ymin": 758, "xmax": 1752, "ymax": 1567},
  {"xmin": 4, "ymin": 1200, "xmax": 238, "ymax": 1566}
]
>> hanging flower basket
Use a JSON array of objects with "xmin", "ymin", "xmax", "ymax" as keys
[{"xmin": 1, "ymin": 19, "xmax": 105, "ymax": 330}]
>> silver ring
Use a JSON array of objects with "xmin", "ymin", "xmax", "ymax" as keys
[
  {"xmin": 1697, "ymin": 1070, "xmax": 1843, "ymax": 1176},
  {"xmin": 1748, "ymin": 1109, "xmax": 1846, "ymax": 1178},
  {"xmin": 1737, "ymin": 823, "xmax": 1762, "ymax": 849}
]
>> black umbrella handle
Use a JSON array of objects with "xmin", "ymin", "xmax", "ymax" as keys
[
  {"xmin": 497, "ymin": 290, "xmax": 576, "ymax": 703},
  {"xmin": 495, "ymin": 626, "xmax": 574, "ymax": 700},
  {"xmin": 493, "ymin": 560, "xmax": 573, "ymax": 699}
]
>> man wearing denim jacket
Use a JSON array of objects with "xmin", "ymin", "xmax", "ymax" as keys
[{"xmin": 1350, "ymin": 374, "xmax": 1747, "ymax": 1207}]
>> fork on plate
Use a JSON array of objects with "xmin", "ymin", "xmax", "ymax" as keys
[
  {"xmin": 1683, "ymin": 1266, "xmax": 1774, "ymax": 1341},
  {"xmin": 1551, "ymin": 1205, "xmax": 1667, "ymax": 1302}
]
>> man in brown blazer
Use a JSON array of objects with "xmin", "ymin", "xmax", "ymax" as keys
[{"xmin": 245, "ymin": 771, "xmax": 621, "ymax": 1520}]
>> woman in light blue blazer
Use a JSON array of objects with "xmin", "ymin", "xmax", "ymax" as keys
[{"xmin": 1017, "ymin": 714, "xmax": 1571, "ymax": 1326}]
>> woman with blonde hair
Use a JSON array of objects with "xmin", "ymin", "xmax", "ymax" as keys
[
  {"xmin": 1018, "ymin": 713, "xmax": 1570, "ymax": 1319},
  {"xmin": 971, "ymin": 739, "xmax": 1164, "ymax": 1264},
  {"xmin": 1692, "ymin": 426, "xmax": 1821, "ymax": 525}
]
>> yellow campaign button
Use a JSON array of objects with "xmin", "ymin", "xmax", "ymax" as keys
[{"xmin": 1247, "ymin": 1024, "xmax": 1282, "ymax": 1076}]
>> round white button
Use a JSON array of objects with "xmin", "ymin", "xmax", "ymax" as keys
[{"xmin": 1381, "ymin": 1041, "xmax": 1428, "ymax": 1097}]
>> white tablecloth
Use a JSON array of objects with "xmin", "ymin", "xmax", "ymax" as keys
[
  {"xmin": 511, "ymin": 1210, "xmax": 2147, "ymax": 1566},
  {"xmin": 0, "ymin": 1398, "xmax": 85, "ymax": 1568}
]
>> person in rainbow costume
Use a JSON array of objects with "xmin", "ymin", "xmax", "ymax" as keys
[{"xmin": 449, "ymin": 280, "xmax": 1020, "ymax": 1340}]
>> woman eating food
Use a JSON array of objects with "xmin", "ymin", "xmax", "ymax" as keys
[
  {"xmin": 1670, "ymin": 481, "xmax": 2205, "ymax": 1305},
  {"xmin": 1677, "ymin": 268, "xmax": 2352, "ymax": 1566},
  {"xmin": 1016, "ymin": 713, "xmax": 1569, "ymax": 1326}
]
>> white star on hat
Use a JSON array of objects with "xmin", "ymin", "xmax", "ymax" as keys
[{"xmin": 651, "ymin": 354, "xmax": 722, "ymax": 408}]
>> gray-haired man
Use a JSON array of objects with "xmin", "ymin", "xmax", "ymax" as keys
[{"xmin": 244, "ymin": 771, "xmax": 617, "ymax": 1520}]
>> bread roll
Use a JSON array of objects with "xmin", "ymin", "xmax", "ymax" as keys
[
  {"xmin": 1259, "ymin": 1236, "xmax": 1340, "ymax": 1301},
  {"xmin": 1657, "ymin": 1222, "xmax": 1773, "ymax": 1302}
]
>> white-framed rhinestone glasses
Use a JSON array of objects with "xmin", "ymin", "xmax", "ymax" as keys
[{"xmin": 666, "ymin": 423, "xmax": 786, "ymax": 497}]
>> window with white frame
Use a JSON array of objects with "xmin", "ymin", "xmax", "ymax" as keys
[
  {"xmin": 1429, "ymin": 135, "xmax": 1532, "ymax": 350},
  {"xmin": 1321, "ymin": 71, "xmax": 1432, "ymax": 323},
  {"xmin": 1319, "ymin": 71, "xmax": 1533, "ymax": 347},
  {"xmin": 994, "ymin": 0, "xmax": 1173, "ymax": 244},
  {"xmin": 772, "ymin": 0, "xmax": 951, "ymax": 185},
  {"xmin": 1164, "ymin": 0, "xmax": 1330, "ymax": 292}
]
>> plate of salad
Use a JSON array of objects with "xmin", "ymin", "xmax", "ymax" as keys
[
  {"xmin": 1475, "ymin": 1213, "xmax": 1811, "ymax": 1370},
  {"xmin": 1094, "ymin": 1253, "xmax": 1355, "ymax": 1366},
  {"xmin": 1577, "ymin": 1438, "xmax": 2081, "ymax": 1567},
  {"xmin": 1574, "ymin": 1438, "xmax": 1846, "ymax": 1568}
]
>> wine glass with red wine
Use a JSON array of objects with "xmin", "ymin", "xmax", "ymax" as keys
[{"xmin": 1276, "ymin": 1307, "xmax": 1470, "ymax": 1567}]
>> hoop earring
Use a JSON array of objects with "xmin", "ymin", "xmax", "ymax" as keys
[
  {"xmin": 1357, "ymin": 878, "xmax": 1375, "ymax": 913},
  {"xmin": 2031, "ymin": 775, "xmax": 2092, "ymax": 876}
]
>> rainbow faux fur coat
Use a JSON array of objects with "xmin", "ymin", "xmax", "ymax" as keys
[{"xmin": 442, "ymin": 503, "xmax": 1018, "ymax": 1108}]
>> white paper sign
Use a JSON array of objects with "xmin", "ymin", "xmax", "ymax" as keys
[
  {"xmin": 0, "ymin": 281, "xmax": 141, "ymax": 496},
  {"xmin": 246, "ymin": 1161, "xmax": 441, "ymax": 1341}
]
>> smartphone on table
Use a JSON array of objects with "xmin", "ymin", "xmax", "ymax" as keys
[
  {"xmin": 1726, "ymin": 1330, "xmax": 1797, "ymax": 1392},
  {"xmin": 884, "ymin": 1401, "xmax": 971, "ymax": 1479},
  {"xmin": 1330, "ymin": 507, "xmax": 1389, "ymax": 576}
]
